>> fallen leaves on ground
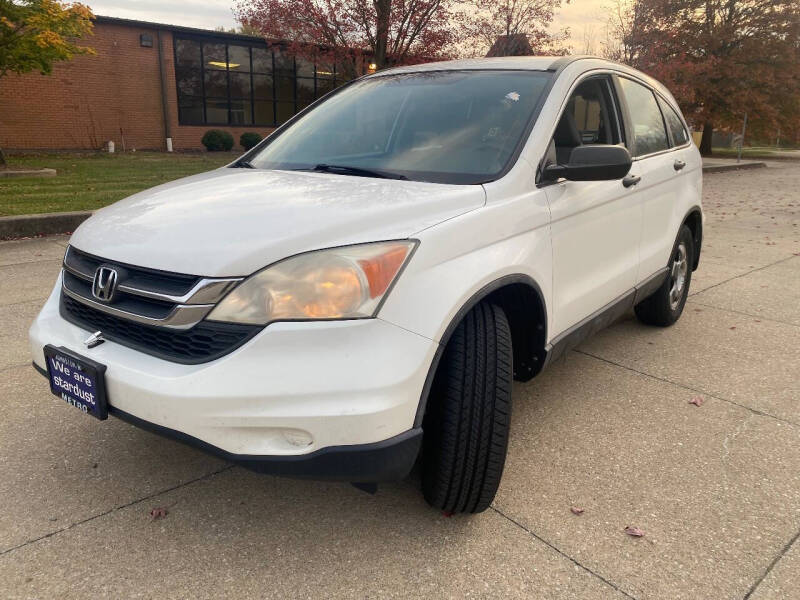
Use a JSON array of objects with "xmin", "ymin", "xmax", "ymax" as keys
[
  {"xmin": 149, "ymin": 507, "xmax": 168, "ymax": 520},
  {"xmin": 624, "ymin": 526, "xmax": 645, "ymax": 537},
  {"xmin": 689, "ymin": 396, "xmax": 704, "ymax": 407}
]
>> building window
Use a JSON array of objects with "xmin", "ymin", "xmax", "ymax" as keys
[
  {"xmin": 140, "ymin": 34, "xmax": 153, "ymax": 48},
  {"xmin": 174, "ymin": 36, "xmax": 354, "ymax": 127}
]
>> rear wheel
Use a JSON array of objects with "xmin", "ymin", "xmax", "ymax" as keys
[
  {"xmin": 635, "ymin": 225, "xmax": 694, "ymax": 326},
  {"xmin": 421, "ymin": 301, "xmax": 512, "ymax": 514}
]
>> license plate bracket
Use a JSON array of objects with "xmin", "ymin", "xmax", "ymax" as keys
[{"xmin": 43, "ymin": 345, "xmax": 108, "ymax": 420}]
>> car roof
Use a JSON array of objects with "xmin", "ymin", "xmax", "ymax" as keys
[
  {"xmin": 371, "ymin": 55, "xmax": 680, "ymax": 109},
  {"xmin": 376, "ymin": 56, "xmax": 563, "ymax": 75}
]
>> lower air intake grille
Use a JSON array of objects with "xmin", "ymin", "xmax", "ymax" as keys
[{"xmin": 61, "ymin": 293, "xmax": 261, "ymax": 364}]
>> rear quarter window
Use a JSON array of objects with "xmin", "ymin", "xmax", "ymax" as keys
[
  {"xmin": 619, "ymin": 77, "xmax": 669, "ymax": 156},
  {"xmin": 657, "ymin": 96, "xmax": 690, "ymax": 146}
]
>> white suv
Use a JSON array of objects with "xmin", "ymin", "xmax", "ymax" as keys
[{"xmin": 30, "ymin": 56, "xmax": 702, "ymax": 513}]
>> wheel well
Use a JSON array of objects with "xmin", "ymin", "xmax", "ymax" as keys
[
  {"xmin": 683, "ymin": 209, "xmax": 703, "ymax": 270},
  {"xmin": 485, "ymin": 282, "xmax": 547, "ymax": 382},
  {"xmin": 413, "ymin": 278, "xmax": 548, "ymax": 427}
]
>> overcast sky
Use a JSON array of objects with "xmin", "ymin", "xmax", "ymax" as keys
[{"xmin": 87, "ymin": 0, "xmax": 607, "ymax": 50}]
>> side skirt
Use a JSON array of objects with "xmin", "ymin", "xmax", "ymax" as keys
[{"xmin": 542, "ymin": 268, "xmax": 668, "ymax": 368}]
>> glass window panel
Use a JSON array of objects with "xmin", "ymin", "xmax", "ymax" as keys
[
  {"xmin": 253, "ymin": 74, "xmax": 273, "ymax": 99},
  {"xmin": 205, "ymin": 99, "xmax": 229, "ymax": 124},
  {"xmin": 619, "ymin": 77, "xmax": 669, "ymax": 156},
  {"xmin": 296, "ymin": 57, "xmax": 314, "ymax": 78},
  {"xmin": 315, "ymin": 78, "xmax": 335, "ymax": 99},
  {"xmin": 230, "ymin": 99, "xmax": 253, "ymax": 125},
  {"xmin": 273, "ymin": 48, "xmax": 294, "ymax": 73},
  {"xmin": 336, "ymin": 61, "xmax": 356, "ymax": 81},
  {"xmin": 204, "ymin": 70, "xmax": 228, "ymax": 97},
  {"xmin": 230, "ymin": 72, "xmax": 252, "ymax": 98},
  {"xmin": 175, "ymin": 39, "xmax": 201, "ymax": 68},
  {"xmin": 178, "ymin": 97, "xmax": 203, "ymax": 124},
  {"xmin": 316, "ymin": 62, "xmax": 334, "ymax": 79},
  {"xmin": 227, "ymin": 45, "xmax": 251, "ymax": 71},
  {"xmin": 658, "ymin": 97, "xmax": 690, "ymax": 146},
  {"xmin": 275, "ymin": 76, "xmax": 294, "ymax": 102},
  {"xmin": 254, "ymin": 100, "xmax": 274, "ymax": 125},
  {"xmin": 297, "ymin": 77, "xmax": 314, "ymax": 107},
  {"xmin": 252, "ymin": 48, "xmax": 272, "ymax": 73},
  {"xmin": 276, "ymin": 101, "xmax": 295, "ymax": 124},
  {"xmin": 204, "ymin": 43, "xmax": 227, "ymax": 69},
  {"xmin": 246, "ymin": 71, "xmax": 552, "ymax": 184},
  {"xmin": 176, "ymin": 67, "xmax": 202, "ymax": 96}
]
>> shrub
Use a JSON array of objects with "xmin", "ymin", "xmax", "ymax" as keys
[
  {"xmin": 201, "ymin": 129, "xmax": 234, "ymax": 151},
  {"xmin": 240, "ymin": 132, "xmax": 263, "ymax": 150}
]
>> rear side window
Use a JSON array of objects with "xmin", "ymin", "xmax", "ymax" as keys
[
  {"xmin": 657, "ymin": 97, "xmax": 690, "ymax": 146},
  {"xmin": 619, "ymin": 78, "xmax": 669, "ymax": 156}
]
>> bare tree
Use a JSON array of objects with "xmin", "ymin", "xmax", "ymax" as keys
[
  {"xmin": 600, "ymin": 0, "xmax": 637, "ymax": 63},
  {"xmin": 459, "ymin": 0, "xmax": 570, "ymax": 57}
]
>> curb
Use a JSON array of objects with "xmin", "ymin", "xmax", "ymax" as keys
[
  {"xmin": 0, "ymin": 211, "xmax": 91, "ymax": 240},
  {"xmin": 702, "ymin": 161, "xmax": 767, "ymax": 174}
]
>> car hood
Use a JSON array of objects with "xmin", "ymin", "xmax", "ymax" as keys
[{"xmin": 69, "ymin": 168, "xmax": 485, "ymax": 276}]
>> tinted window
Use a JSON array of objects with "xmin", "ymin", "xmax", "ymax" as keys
[
  {"xmin": 619, "ymin": 78, "xmax": 669, "ymax": 156},
  {"xmin": 173, "ymin": 38, "xmax": 355, "ymax": 127},
  {"xmin": 248, "ymin": 71, "xmax": 552, "ymax": 184},
  {"xmin": 657, "ymin": 97, "xmax": 690, "ymax": 146}
]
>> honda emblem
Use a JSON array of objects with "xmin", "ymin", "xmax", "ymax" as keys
[{"xmin": 92, "ymin": 266, "xmax": 118, "ymax": 302}]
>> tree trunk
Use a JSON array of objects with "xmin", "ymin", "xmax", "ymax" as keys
[
  {"xmin": 374, "ymin": 0, "xmax": 391, "ymax": 68},
  {"xmin": 0, "ymin": 147, "xmax": 6, "ymax": 168},
  {"xmin": 699, "ymin": 122, "xmax": 713, "ymax": 156}
]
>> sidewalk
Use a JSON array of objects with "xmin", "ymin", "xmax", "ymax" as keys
[{"xmin": 702, "ymin": 157, "xmax": 766, "ymax": 173}]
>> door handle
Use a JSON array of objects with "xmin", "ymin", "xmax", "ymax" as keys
[
  {"xmin": 673, "ymin": 160, "xmax": 686, "ymax": 171},
  {"xmin": 622, "ymin": 174, "xmax": 641, "ymax": 188}
]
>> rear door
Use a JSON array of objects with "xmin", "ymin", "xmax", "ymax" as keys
[
  {"xmin": 545, "ymin": 74, "xmax": 641, "ymax": 336},
  {"xmin": 616, "ymin": 76, "xmax": 677, "ymax": 282}
]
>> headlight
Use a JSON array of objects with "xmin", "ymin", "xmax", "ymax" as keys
[{"xmin": 206, "ymin": 241, "xmax": 417, "ymax": 325}]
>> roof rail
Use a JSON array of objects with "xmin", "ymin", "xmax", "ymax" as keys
[{"xmin": 546, "ymin": 55, "xmax": 601, "ymax": 72}]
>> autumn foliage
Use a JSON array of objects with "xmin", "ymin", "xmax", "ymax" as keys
[
  {"xmin": 616, "ymin": 0, "xmax": 800, "ymax": 153},
  {"xmin": 0, "ymin": 0, "xmax": 95, "ymax": 79},
  {"xmin": 234, "ymin": 0, "xmax": 458, "ymax": 74}
]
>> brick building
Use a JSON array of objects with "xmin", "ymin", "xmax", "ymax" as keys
[{"xmin": 0, "ymin": 16, "xmax": 359, "ymax": 152}]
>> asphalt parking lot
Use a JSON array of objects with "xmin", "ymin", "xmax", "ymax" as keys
[{"xmin": 1, "ymin": 162, "xmax": 798, "ymax": 599}]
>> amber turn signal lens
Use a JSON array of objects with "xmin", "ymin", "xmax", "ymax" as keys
[{"xmin": 359, "ymin": 244, "xmax": 412, "ymax": 298}]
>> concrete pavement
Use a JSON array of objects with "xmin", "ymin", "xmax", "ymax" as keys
[{"xmin": 1, "ymin": 163, "xmax": 798, "ymax": 599}]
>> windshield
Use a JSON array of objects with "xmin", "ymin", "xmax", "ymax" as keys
[{"xmin": 246, "ymin": 70, "xmax": 552, "ymax": 184}]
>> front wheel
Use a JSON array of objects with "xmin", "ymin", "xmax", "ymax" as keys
[
  {"xmin": 635, "ymin": 225, "xmax": 694, "ymax": 326},
  {"xmin": 421, "ymin": 301, "xmax": 512, "ymax": 514}
]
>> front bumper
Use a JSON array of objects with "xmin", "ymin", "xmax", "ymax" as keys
[{"xmin": 30, "ymin": 275, "xmax": 437, "ymax": 481}]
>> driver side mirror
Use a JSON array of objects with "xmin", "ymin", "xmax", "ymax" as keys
[{"xmin": 542, "ymin": 145, "xmax": 632, "ymax": 182}]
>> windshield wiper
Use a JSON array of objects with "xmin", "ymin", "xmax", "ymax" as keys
[
  {"xmin": 310, "ymin": 164, "xmax": 407, "ymax": 180},
  {"xmin": 234, "ymin": 160, "xmax": 256, "ymax": 168}
]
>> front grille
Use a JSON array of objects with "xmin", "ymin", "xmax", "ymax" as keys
[
  {"xmin": 61, "ymin": 246, "xmax": 242, "ymax": 330},
  {"xmin": 61, "ymin": 293, "xmax": 262, "ymax": 364},
  {"xmin": 60, "ymin": 245, "xmax": 252, "ymax": 363},
  {"xmin": 65, "ymin": 246, "xmax": 201, "ymax": 296}
]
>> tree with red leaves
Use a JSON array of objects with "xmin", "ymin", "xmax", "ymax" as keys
[
  {"xmin": 610, "ymin": 0, "xmax": 800, "ymax": 155},
  {"xmin": 234, "ymin": 0, "xmax": 459, "ymax": 75}
]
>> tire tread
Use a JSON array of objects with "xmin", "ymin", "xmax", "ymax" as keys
[{"xmin": 422, "ymin": 302, "xmax": 513, "ymax": 513}]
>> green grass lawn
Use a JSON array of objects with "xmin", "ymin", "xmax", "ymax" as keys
[{"xmin": 0, "ymin": 152, "xmax": 238, "ymax": 217}]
